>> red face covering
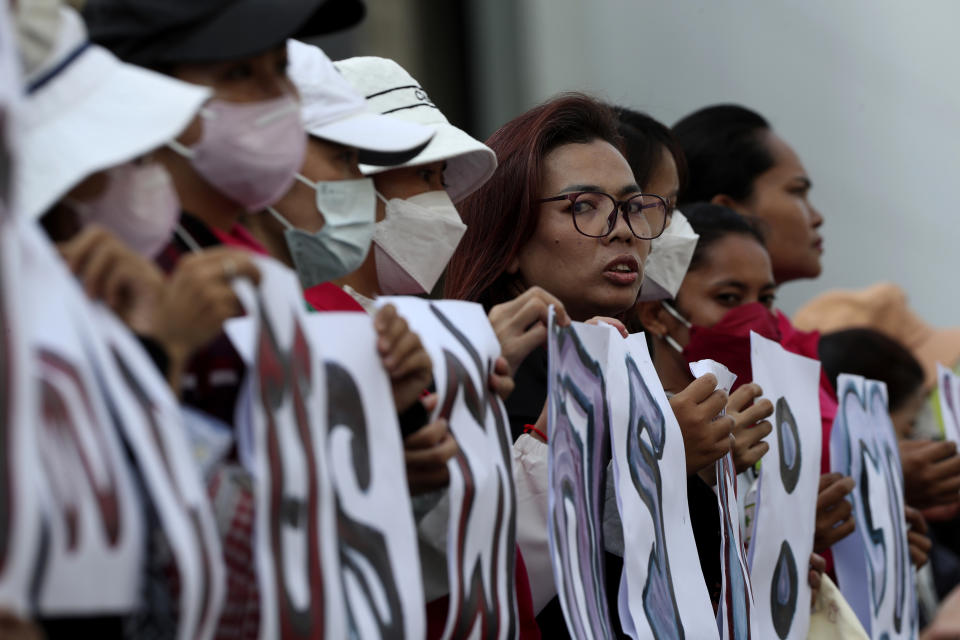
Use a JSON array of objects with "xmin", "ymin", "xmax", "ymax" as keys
[{"xmin": 679, "ymin": 302, "xmax": 782, "ymax": 392}]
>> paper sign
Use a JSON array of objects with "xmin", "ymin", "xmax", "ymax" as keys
[
  {"xmin": 19, "ymin": 224, "xmax": 145, "ymax": 614},
  {"xmin": 309, "ymin": 312, "xmax": 425, "ymax": 639},
  {"xmin": 234, "ymin": 258, "xmax": 346, "ymax": 640},
  {"xmin": 935, "ymin": 364, "xmax": 960, "ymax": 445},
  {"xmin": 379, "ymin": 296, "xmax": 518, "ymax": 640},
  {"xmin": 689, "ymin": 359, "xmax": 756, "ymax": 640},
  {"xmin": 546, "ymin": 313, "xmax": 615, "ymax": 639},
  {"xmin": 609, "ymin": 333, "xmax": 719, "ymax": 639},
  {"xmin": 94, "ymin": 308, "xmax": 226, "ymax": 640},
  {"xmin": 748, "ymin": 333, "xmax": 822, "ymax": 640},
  {"xmin": 830, "ymin": 374, "xmax": 916, "ymax": 639},
  {"xmin": 0, "ymin": 221, "xmax": 41, "ymax": 613}
]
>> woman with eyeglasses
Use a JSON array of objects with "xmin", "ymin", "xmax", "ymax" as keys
[{"xmin": 445, "ymin": 93, "xmax": 734, "ymax": 637}]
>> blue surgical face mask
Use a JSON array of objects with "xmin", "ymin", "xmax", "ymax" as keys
[{"xmin": 267, "ymin": 174, "xmax": 376, "ymax": 289}]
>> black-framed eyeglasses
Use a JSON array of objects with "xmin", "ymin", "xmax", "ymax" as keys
[{"xmin": 537, "ymin": 191, "xmax": 668, "ymax": 240}]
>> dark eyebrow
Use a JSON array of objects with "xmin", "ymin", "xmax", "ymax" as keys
[
  {"xmin": 618, "ymin": 183, "xmax": 642, "ymax": 197},
  {"xmin": 558, "ymin": 184, "xmax": 603, "ymax": 193},
  {"xmin": 711, "ymin": 280, "xmax": 747, "ymax": 290}
]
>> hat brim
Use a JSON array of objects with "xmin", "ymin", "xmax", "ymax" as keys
[
  {"xmin": 18, "ymin": 48, "xmax": 209, "ymax": 220},
  {"xmin": 135, "ymin": 0, "xmax": 353, "ymax": 66},
  {"xmin": 308, "ymin": 112, "xmax": 435, "ymax": 167},
  {"xmin": 360, "ymin": 123, "xmax": 497, "ymax": 202}
]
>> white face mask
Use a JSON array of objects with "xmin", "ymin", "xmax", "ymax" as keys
[
  {"xmin": 637, "ymin": 209, "xmax": 699, "ymax": 301},
  {"xmin": 267, "ymin": 175, "xmax": 376, "ymax": 289},
  {"xmin": 373, "ymin": 190, "xmax": 467, "ymax": 295},
  {"xmin": 69, "ymin": 160, "xmax": 180, "ymax": 258}
]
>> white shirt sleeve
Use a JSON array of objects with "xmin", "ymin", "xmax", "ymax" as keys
[{"xmin": 512, "ymin": 433, "xmax": 555, "ymax": 614}]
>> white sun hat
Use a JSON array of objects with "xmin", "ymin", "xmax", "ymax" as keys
[
  {"xmin": 287, "ymin": 39, "xmax": 434, "ymax": 168},
  {"xmin": 333, "ymin": 56, "xmax": 497, "ymax": 203},
  {"xmin": 16, "ymin": 6, "xmax": 210, "ymax": 221}
]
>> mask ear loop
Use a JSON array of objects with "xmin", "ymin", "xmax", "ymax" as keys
[
  {"xmin": 266, "ymin": 207, "xmax": 295, "ymax": 230},
  {"xmin": 660, "ymin": 300, "xmax": 691, "ymax": 354},
  {"xmin": 661, "ymin": 300, "xmax": 692, "ymax": 328},
  {"xmin": 664, "ymin": 334, "xmax": 685, "ymax": 354}
]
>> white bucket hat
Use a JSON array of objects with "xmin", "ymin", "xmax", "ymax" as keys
[
  {"xmin": 287, "ymin": 39, "xmax": 434, "ymax": 168},
  {"xmin": 17, "ymin": 6, "xmax": 210, "ymax": 221},
  {"xmin": 334, "ymin": 56, "xmax": 497, "ymax": 203}
]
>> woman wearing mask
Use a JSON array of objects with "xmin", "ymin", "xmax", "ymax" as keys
[
  {"xmin": 246, "ymin": 50, "xmax": 541, "ymax": 637},
  {"xmin": 634, "ymin": 203, "xmax": 855, "ymax": 552},
  {"xmin": 18, "ymin": 6, "xmax": 262, "ymax": 405},
  {"xmin": 80, "ymin": 2, "xmax": 418, "ymax": 638},
  {"xmin": 241, "ymin": 41, "xmax": 462, "ymax": 498},
  {"xmin": 444, "ymin": 94, "xmax": 733, "ymax": 636},
  {"xmin": 672, "ymin": 105, "xmax": 958, "ymax": 568}
]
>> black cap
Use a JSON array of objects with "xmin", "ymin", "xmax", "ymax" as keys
[{"xmin": 82, "ymin": 0, "xmax": 365, "ymax": 67}]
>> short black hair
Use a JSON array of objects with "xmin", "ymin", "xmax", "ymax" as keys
[
  {"xmin": 612, "ymin": 106, "xmax": 687, "ymax": 197},
  {"xmin": 681, "ymin": 201, "xmax": 766, "ymax": 272},
  {"xmin": 672, "ymin": 104, "xmax": 773, "ymax": 205},
  {"xmin": 818, "ymin": 328, "xmax": 925, "ymax": 412}
]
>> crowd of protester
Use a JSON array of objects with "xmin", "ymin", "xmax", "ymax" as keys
[{"xmin": 2, "ymin": 0, "xmax": 960, "ymax": 638}]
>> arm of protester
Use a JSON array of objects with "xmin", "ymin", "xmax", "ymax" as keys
[
  {"xmin": 403, "ymin": 394, "xmax": 458, "ymax": 496},
  {"xmin": 669, "ymin": 373, "xmax": 733, "ymax": 474},
  {"xmin": 0, "ymin": 611, "xmax": 44, "ymax": 640},
  {"xmin": 905, "ymin": 505, "xmax": 932, "ymax": 568},
  {"xmin": 585, "ymin": 315, "xmax": 629, "ymax": 337},
  {"xmin": 899, "ymin": 439, "xmax": 960, "ymax": 509},
  {"xmin": 808, "ymin": 552, "xmax": 826, "ymax": 603},
  {"xmin": 143, "ymin": 247, "xmax": 260, "ymax": 393},
  {"xmin": 921, "ymin": 583, "xmax": 960, "ymax": 640},
  {"xmin": 374, "ymin": 304, "xmax": 433, "ymax": 414},
  {"xmin": 813, "ymin": 473, "xmax": 856, "ymax": 552},
  {"xmin": 58, "ymin": 225, "xmax": 165, "ymax": 333},
  {"xmin": 488, "ymin": 286, "xmax": 570, "ymax": 374},
  {"xmin": 489, "ymin": 355, "xmax": 515, "ymax": 401},
  {"xmin": 726, "ymin": 383, "xmax": 774, "ymax": 474},
  {"xmin": 922, "ymin": 502, "xmax": 960, "ymax": 523}
]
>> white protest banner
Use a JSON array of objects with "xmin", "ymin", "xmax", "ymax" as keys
[
  {"xmin": 94, "ymin": 308, "xmax": 226, "ymax": 640},
  {"xmin": 689, "ymin": 359, "xmax": 756, "ymax": 640},
  {"xmin": 0, "ymin": 9, "xmax": 42, "ymax": 615},
  {"xmin": 935, "ymin": 364, "xmax": 960, "ymax": 445},
  {"xmin": 0, "ymin": 221, "xmax": 42, "ymax": 612},
  {"xmin": 231, "ymin": 258, "xmax": 345, "ymax": 640},
  {"xmin": 830, "ymin": 374, "xmax": 916, "ymax": 639},
  {"xmin": 380, "ymin": 296, "xmax": 518, "ymax": 640},
  {"xmin": 308, "ymin": 311, "xmax": 425, "ymax": 639},
  {"xmin": 748, "ymin": 333, "xmax": 821, "ymax": 640},
  {"xmin": 609, "ymin": 333, "xmax": 719, "ymax": 639},
  {"xmin": 19, "ymin": 223, "xmax": 144, "ymax": 614},
  {"xmin": 546, "ymin": 313, "xmax": 615, "ymax": 639}
]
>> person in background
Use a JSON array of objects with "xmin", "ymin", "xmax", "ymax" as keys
[
  {"xmin": 445, "ymin": 93, "xmax": 732, "ymax": 637},
  {"xmin": 236, "ymin": 40, "xmax": 450, "ymax": 495},
  {"xmin": 633, "ymin": 202, "xmax": 836, "ymax": 600},
  {"xmin": 80, "ymin": 1, "xmax": 375, "ymax": 637},
  {"xmin": 672, "ymin": 105, "xmax": 924, "ymax": 580}
]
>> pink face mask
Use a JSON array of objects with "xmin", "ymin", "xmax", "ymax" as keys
[
  {"xmin": 168, "ymin": 94, "xmax": 307, "ymax": 213},
  {"xmin": 69, "ymin": 160, "xmax": 180, "ymax": 258}
]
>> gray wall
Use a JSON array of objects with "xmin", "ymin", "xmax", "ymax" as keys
[{"xmin": 469, "ymin": 0, "xmax": 960, "ymax": 325}]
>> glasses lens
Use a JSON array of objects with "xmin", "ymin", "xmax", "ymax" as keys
[
  {"xmin": 624, "ymin": 194, "xmax": 667, "ymax": 239},
  {"xmin": 571, "ymin": 192, "xmax": 617, "ymax": 237}
]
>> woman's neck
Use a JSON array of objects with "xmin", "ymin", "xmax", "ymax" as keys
[
  {"xmin": 650, "ymin": 336, "xmax": 694, "ymax": 394},
  {"xmin": 335, "ymin": 248, "xmax": 380, "ymax": 298},
  {"xmin": 159, "ymin": 149, "xmax": 245, "ymax": 233}
]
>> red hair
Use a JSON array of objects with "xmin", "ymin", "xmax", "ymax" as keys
[{"xmin": 445, "ymin": 93, "xmax": 623, "ymax": 307}]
